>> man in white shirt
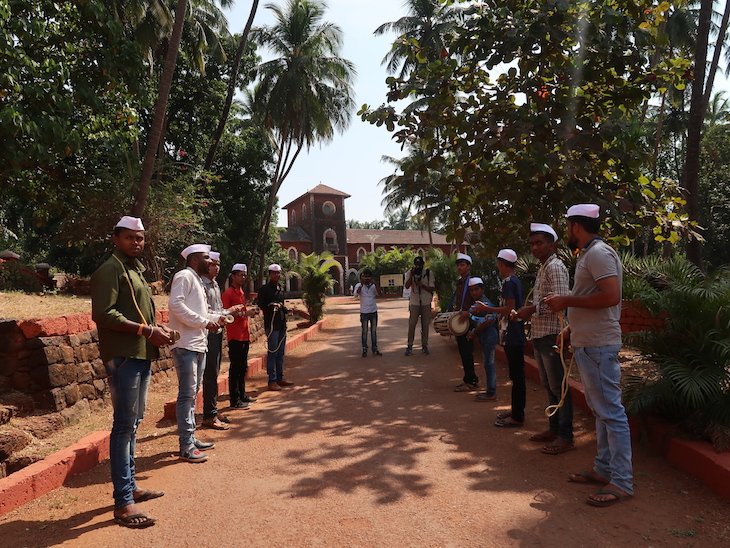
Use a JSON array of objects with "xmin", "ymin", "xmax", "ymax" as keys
[
  {"xmin": 354, "ymin": 269, "xmax": 381, "ymax": 357},
  {"xmin": 169, "ymin": 244, "xmax": 227, "ymax": 463},
  {"xmin": 404, "ymin": 256, "xmax": 435, "ymax": 355}
]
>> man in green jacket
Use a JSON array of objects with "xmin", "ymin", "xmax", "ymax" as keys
[{"xmin": 91, "ymin": 216, "xmax": 173, "ymax": 528}]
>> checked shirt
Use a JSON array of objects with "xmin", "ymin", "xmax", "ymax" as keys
[{"xmin": 530, "ymin": 253, "xmax": 570, "ymax": 339}]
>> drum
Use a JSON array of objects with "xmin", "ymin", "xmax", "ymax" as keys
[
  {"xmin": 447, "ymin": 312, "xmax": 470, "ymax": 336},
  {"xmin": 433, "ymin": 312, "xmax": 453, "ymax": 336},
  {"xmin": 433, "ymin": 312, "xmax": 470, "ymax": 336}
]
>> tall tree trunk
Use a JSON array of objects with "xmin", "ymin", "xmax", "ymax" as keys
[
  {"xmin": 131, "ymin": 0, "xmax": 188, "ymax": 217},
  {"xmin": 204, "ymin": 0, "xmax": 259, "ymax": 170},
  {"xmin": 703, "ymin": 0, "xmax": 730, "ymax": 113},
  {"xmin": 682, "ymin": 0, "xmax": 713, "ymax": 267}
]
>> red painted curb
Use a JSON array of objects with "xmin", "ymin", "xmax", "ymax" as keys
[
  {"xmin": 497, "ymin": 344, "xmax": 730, "ymax": 501},
  {"xmin": 0, "ymin": 430, "xmax": 110, "ymax": 518},
  {"xmin": 162, "ymin": 319, "xmax": 327, "ymax": 421}
]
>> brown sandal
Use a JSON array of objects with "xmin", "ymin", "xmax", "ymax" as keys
[
  {"xmin": 541, "ymin": 439, "xmax": 575, "ymax": 455},
  {"xmin": 568, "ymin": 470, "xmax": 609, "ymax": 485}
]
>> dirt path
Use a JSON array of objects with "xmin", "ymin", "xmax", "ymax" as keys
[{"xmin": 1, "ymin": 297, "xmax": 728, "ymax": 547}]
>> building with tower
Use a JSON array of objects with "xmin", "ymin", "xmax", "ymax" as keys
[{"xmin": 277, "ymin": 184, "xmax": 467, "ymax": 294}]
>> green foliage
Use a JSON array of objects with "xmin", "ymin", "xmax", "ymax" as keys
[
  {"xmin": 358, "ymin": 247, "xmax": 418, "ymax": 281},
  {"xmin": 622, "ymin": 255, "xmax": 730, "ymax": 451},
  {"xmin": 295, "ymin": 252, "xmax": 338, "ymax": 322},
  {"xmin": 424, "ymin": 248, "xmax": 456, "ymax": 312},
  {"xmin": 362, "ymin": 0, "xmax": 693, "ymax": 257},
  {"xmin": 0, "ymin": 261, "xmax": 42, "ymax": 292},
  {"xmin": 698, "ymin": 124, "xmax": 730, "ymax": 268}
]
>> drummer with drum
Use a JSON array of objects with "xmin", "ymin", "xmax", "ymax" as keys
[{"xmin": 452, "ymin": 253, "xmax": 480, "ymax": 392}]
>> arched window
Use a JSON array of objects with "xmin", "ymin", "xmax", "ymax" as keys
[
  {"xmin": 356, "ymin": 247, "xmax": 367, "ymax": 262},
  {"xmin": 323, "ymin": 229, "xmax": 337, "ymax": 247},
  {"xmin": 417, "ymin": 248, "xmax": 425, "ymax": 258},
  {"xmin": 291, "ymin": 209, "xmax": 297, "ymax": 225},
  {"xmin": 288, "ymin": 247, "xmax": 298, "ymax": 261},
  {"xmin": 302, "ymin": 203, "xmax": 307, "ymax": 219}
]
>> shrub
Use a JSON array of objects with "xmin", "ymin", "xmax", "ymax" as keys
[{"xmin": 296, "ymin": 252, "xmax": 339, "ymax": 323}]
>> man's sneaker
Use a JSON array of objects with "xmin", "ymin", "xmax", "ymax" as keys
[
  {"xmin": 422, "ymin": 346, "xmax": 430, "ymax": 355},
  {"xmin": 180, "ymin": 448, "xmax": 208, "ymax": 463},
  {"xmin": 193, "ymin": 439, "xmax": 215, "ymax": 450},
  {"xmin": 277, "ymin": 380, "xmax": 294, "ymax": 387},
  {"xmin": 241, "ymin": 394, "xmax": 257, "ymax": 403},
  {"xmin": 373, "ymin": 350, "xmax": 383, "ymax": 356},
  {"xmin": 231, "ymin": 400, "xmax": 250, "ymax": 409},
  {"xmin": 362, "ymin": 349, "xmax": 367, "ymax": 358},
  {"xmin": 268, "ymin": 382, "xmax": 282, "ymax": 391},
  {"xmin": 404, "ymin": 347, "xmax": 413, "ymax": 356}
]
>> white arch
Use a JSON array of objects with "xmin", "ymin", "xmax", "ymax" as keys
[
  {"xmin": 285, "ymin": 271, "xmax": 302, "ymax": 292},
  {"xmin": 417, "ymin": 247, "xmax": 425, "ymax": 257},
  {"xmin": 356, "ymin": 247, "xmax": 367, "ymax": 262},
  {"xmin": 287, "ymin": 246, "xmax": 298, "ymax": 262},
  {"xmin": 327, "ymin": 260, "xmax": 345, "ymax": 295}
]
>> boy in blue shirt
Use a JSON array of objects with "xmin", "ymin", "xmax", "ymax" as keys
[{"xmin": 466, "ymin": 277, "xmax": 499, "ymax": 401}]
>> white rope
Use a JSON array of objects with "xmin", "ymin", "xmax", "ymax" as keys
[{"xmin": 544, "ymin": 311, "xmax": 574, "ymax": 418}]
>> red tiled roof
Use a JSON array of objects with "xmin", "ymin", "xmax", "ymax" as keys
[
  {"xmin": 346, "ymin": 229, "xmax": 456, "ymax": 246},
  {"xmin": 283, "ymin": 184, "xmax": 351, "ymax": 209}
]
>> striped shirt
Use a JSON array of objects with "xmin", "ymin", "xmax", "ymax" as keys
[{"xmin": 530, "ymin": 254, "xmax": 570, "ymax": 339}]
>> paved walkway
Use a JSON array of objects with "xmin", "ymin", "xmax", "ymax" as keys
[{"xmin": 1, "ymin": 297, "xmax": 728, "ymax": 546}]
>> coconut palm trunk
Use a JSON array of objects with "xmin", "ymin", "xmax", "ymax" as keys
[
  {"xmin": 132, "ymin": 0, "xmax": 188, "ymax": 217},
  {"xmin": 204, "ymin": 0, "xmax": 260, "ymax": 170},
  {"xmin": 703, "ymin": 0, "xmax": 730, "ymax": 113}
]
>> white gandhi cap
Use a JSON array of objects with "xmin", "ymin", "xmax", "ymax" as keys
[
  {"xmin": 231, "ymin": 263, "xmax": 247, "ymax": 273},
  {"xmin": 209, "ymin": 251, "xmax": 220, "ymax": 262},
  {"xmin": 468, "ymin": 277, "xmax": 484, "ymax": 287},
  {"xmin": 268, "ymin": 263, "xmax": 282, "ymax": 272},
  {"xmin": 115, "ymin": 216, "xmax": 145, "ymax": 231},
  {"xmin": 455, "ymin": 252, "xmax": 472, "ymax": 264},
  {"xmin": 497, "ymin": 249, "xmax": 518, "ymax": 263},
  {"xmin": 181, "ymin": 244, "xmax": 211, "ymax": 259},
  {"xmin": 530, "ymin": 223, "xmax": 558, "ymax": 241},
  {"xmin": 566, "ymin": 204, "xmax": 600, "ymax": 218}
]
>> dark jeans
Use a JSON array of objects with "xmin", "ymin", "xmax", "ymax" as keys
[
  {"xmin": 505, "ymin": 344, "xmax": 526, "ymax": 421},
  {"xmin": 228, "ymin": 340, "xmax": 250, "ymax": 404},
  {"xmin": 360, "ymin": 312, "xmax": 378, "ymax": 351},
  {"xmin": 203, "ymin": 331, "xmax": 223, "ymax": 419},
  {"xmin": 533, "ymin": 335, "xmax": 573, "ymax": 440},
  {"xmin": 105, "ymin": 357, "xmax": 151, "ymax": 508},
  {"xmin": 456, "ymin": 334, "xmax": 478, "ymax": 385},
  {"xmin": 266, "ymin": 329, "xmax": 287, "ymax": 383}
]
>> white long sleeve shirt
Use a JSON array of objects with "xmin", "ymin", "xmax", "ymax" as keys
[{"xmin": 169, "ymin": 267, "xmax": 220, "ymax": 352}]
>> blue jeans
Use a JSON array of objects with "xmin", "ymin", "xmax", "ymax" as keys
[
  {"xmin": 574, "ymin": 345, "xmax": 633, "ymax": 494},
  {"xmin": 360, "ymin": 312, "xmax": 378, "ymax": 351},
  {"xmin": 477, "ymin": 328, "xmax": 498, "ymax": 395},
  {"xmin": 105, "ymin": 357, "xmax": 151, "ymax": 508},
  {"xmin": 533, "ymin": 335, "xmax": 573, "ymax": 441},
  {"xmin": 266, "ymin": 329, "xmax": 287, "ymax": 383},
  {"xmin": 172, "ymin": 348, "xmax": 206, "ymax": 453}
]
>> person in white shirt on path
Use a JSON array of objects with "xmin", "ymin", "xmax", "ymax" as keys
[
  {"xmin": 168, "ymin": 244, "xmax": 230, "ymax": 463},
  {"xmin": 404, "ymin": 256, "xmax": 435, "ymax": 356},
  {"xmin": 354, "ymin": 269, "xmax": 382, "ymax": 357}
]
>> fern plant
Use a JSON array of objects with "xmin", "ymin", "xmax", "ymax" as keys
[
  {"xmin": 295, "ymin": 252, "xmax": 339, "ymax": 323},
  {"xmin": 622, "ymin": 256, "xmax": 730, "ymax": 451}
]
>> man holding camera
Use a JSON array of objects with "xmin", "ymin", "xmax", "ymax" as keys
[
  {"xmin": 354, "ymin": 269, "xmax": 382, "ymax": 357},
  {"xmin": 91, "ymin": 216, "xmax": 172, "ymax": 528},
  {"xmin": 258, "ymin": 263, "xmax": 293, "ymax": 391},
  {"xmin": 404, "ymin": 256, "xmax": 435, "ymax": 355}
]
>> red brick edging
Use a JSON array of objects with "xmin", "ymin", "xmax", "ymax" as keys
[
  {"xmin": 497, "ymin": 346, "xmax": 730, "ymax": 501},
  {"xmin": 0, "ymin": 319, "xmax": 328, "ymax": 518}
]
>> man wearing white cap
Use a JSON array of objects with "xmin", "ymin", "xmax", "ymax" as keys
[
  {"xmin": 474, "ymin": 249, "xmax": 526, "ymax": 426},
  {"xmin": 452, "ymin": 253, "xmax": 479, "ymax": 391},
  {"xmin": 169, "ymin": 244, "xmax": 228, "ymax": 463},
  {"xmin": 257, "ymin": 263, "xmax": 293, "ymax": 390},
  {"xmin": 91, "ymin": 216, "xmax": 172, "ymax": 527},
  {"xmin": 222, "ymin": 263, "xmax": 259, "ymax": 407},
  {"xmin": 514, "ymin": 223, "xmax": 574, "ymax": 453},
  {"xmin": 201, "ymin": 251, "xmax": 233, "ymax": 430},
  {"xmin": 545, "ymin": 204, "xmax": 633, "ymax": 507}
]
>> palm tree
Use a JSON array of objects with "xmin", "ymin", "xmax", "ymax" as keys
[
  {"xmin": 205, "ymin": 0, "xmax": 260, "ymax": 170},
  {"xmin": 248, "ymin": 0, "xmax": 355, "ymax": 282},
  {"xmin": 296, "ymin": 252, "xmax": 340, "ymax": 322},
  {"xmin": 132, "ymin": 0, "xmax": 189, "ymax": 217},
  {"xmin": 374, "ymin": 0, "xmax": 459, "ymax": 78},
  {"xmin": 705, "ymin": 90, "xmax": 730, "ymax": 127}
]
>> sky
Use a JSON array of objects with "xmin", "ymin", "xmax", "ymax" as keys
[{"xmin": 225, "ymin": 0, "xmax": 410, "ymax": 227}]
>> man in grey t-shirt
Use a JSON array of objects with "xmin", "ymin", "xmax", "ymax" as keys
[{"xmin": 544, "ymin": 204, "xmax": 633, "ymax": 508}]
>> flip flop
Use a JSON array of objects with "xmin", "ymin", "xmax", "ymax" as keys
[
  {"xmin": 495, "ymin": 411, "xmax": 512, "ymax": 420},
  {"xmin": 568, "ymin": 470, "xmax": 609, "ymax": 485},
  {"xmin": 587, "ymin": 486, "xmax": 633, "ymax": 507},
  {"xmin": 114, "ymin": 513, "xmax": 156, "ymax": 529},
  {"xmin": 494, "ymin": 417, "xmax": 524, "ymax": 428},
  {"xmin": 133, "ymin": 489, "xmax": 165, "ymax": 503},
  {"xmin": 541, "ymin": 440, "xmax": 575, "ymax": 455}
]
